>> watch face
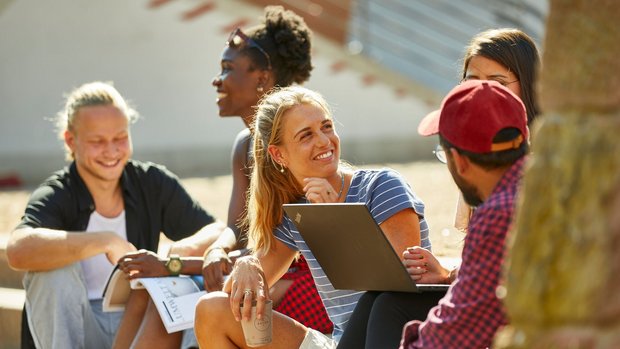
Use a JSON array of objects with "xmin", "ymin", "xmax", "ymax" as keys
[
  {"xmin": 167, "ymin": 258, "xmax": 182, "ymax": 273},
  {"xmin": 169, "ymin": 259, "xmax": 182, "ymax": 271}
]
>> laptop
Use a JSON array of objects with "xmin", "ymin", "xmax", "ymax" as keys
[{"xmin": 283, "ymin": 203, "xmax": 449, "ymax": 293}]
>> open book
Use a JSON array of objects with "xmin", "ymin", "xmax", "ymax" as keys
[{"xmin": 102, "ymin": 265, "xmax": 205, "ymax": 333}]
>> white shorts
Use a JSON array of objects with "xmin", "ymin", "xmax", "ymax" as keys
[{"xmin": 299, "ymin": 329, "xmax": 336, "ymax": 349}]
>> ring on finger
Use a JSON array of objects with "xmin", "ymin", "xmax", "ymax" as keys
[{"xmin": 243, "ymin": 288, "xmax": 253, "ymax": 297}]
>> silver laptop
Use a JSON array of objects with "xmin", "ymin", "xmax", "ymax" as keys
[{"xmin": 283, "ymin": 203, "xmax": 449, "ymax": 293}]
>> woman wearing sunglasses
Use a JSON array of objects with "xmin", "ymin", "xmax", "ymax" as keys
[
  {"xmin": 110, "ymin": 6, "xmax": 328, "ymax": 349},
  {"xmin": 201, "ymin": 4, "xmax": 335, "ymax": 337}
]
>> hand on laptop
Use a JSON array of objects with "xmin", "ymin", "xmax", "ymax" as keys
[{"xmin": 403, "ymin": 246, "xmax": 451, "ymax": 284}]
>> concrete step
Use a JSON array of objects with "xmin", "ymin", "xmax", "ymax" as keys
[
  {"xmin": 0, "ymin": 236, "xmax": 25, "ymax": 289},
  {"xmin": 0, "ymin": 287, "xmax": 25, "ymax": 349},
  {"xmin": 0, "ymin": 237, "xmax": 24, "ymax": 349}
]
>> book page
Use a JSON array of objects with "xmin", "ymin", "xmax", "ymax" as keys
[{"xmin": 136, "ymin": 277, "xmax": 205, "ymax": 333}]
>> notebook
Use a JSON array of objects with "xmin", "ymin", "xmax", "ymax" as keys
[{"xmin": 283, "ymin": 203, "xmax": 449, "ymax": 293}]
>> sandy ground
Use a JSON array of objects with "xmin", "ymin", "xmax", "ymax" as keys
[{"xmin": 0, "ymin": 161, "xmax": 464, "ymax": 257}]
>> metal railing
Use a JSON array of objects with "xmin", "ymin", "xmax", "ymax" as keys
[{"xmin": 348, "ymin": 0, "xmax": 548, "ymax": 93}]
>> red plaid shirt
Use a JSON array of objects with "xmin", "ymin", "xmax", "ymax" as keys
[{"xmin": 401, "ymin": 157, "xmax": 525, "ymax": 349}]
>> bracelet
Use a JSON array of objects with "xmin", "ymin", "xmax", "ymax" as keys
[{"xmin": 205, "ymin": 246, "xmax": 226, "ymax": 258}]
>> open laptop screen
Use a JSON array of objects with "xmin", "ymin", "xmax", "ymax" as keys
[{"xmin": 283, "ymin": 203, "xmax": 448, "ymax": 293}]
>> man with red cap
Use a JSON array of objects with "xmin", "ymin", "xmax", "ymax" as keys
[
  {"xmin": 334, "ymin": 79, "xmax": 530, "ymax": 349},
  {"xmin": 399, "ymin": 79, "xmax": 530, "ymax": 348}
]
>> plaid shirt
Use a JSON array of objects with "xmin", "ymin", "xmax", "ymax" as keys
[{"xmin": 401, "ymin": 157, "xmax": 525, "ymax": 349}]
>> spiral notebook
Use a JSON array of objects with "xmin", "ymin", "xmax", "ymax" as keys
[{"xmin": 283, "ymin": 202, "xmax": 449, "ymax": 293}]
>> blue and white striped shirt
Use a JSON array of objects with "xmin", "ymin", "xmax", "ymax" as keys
[{"xmin": 274, "ymin": 168, "xmax": 431, "ymax": 340}]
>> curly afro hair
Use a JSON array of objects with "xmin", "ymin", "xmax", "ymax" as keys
[{"xmin": 246, "ymin": 6, "xmax": 313, "ymax": 87}]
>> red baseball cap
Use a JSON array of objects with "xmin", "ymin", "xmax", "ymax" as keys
[{"xmin": 418, "ymin": 80, "xmax": 528, "ymax": 153}]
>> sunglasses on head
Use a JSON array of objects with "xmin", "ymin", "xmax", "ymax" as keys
[{"xmin": 227, "ymin": 28, "xmax": 272, "ymax": 70}]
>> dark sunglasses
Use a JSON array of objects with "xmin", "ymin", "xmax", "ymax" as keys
[{"xmin": 227, "ymin": 28, "xmax": 272, "ymax": 70}]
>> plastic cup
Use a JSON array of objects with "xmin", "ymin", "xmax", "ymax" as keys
[{"xmin": 240, "ymin": 300, "xmax": 272, "ymax": 347}]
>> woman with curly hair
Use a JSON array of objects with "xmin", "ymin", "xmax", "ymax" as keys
[
  {"xmin": 110, "ymin": 6, "xmax": 330, "ymax": 349},
  {"xmin": 202, "ymin": 5, "xmax": 333, "ymax": 335}
]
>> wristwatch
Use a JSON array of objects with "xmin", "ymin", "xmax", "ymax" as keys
[{"xmin": 165, "ymin": 254, "xmax": 183, "ymax": 276}]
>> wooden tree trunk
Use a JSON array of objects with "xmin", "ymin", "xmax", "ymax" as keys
[{"xmin": 494, "ymin": 0, "xmax": 620, "ymax": 348}]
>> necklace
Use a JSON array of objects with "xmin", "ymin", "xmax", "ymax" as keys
[{"xmin": 336, "ymin": 171, "xmax": 346, "ymax": 199}]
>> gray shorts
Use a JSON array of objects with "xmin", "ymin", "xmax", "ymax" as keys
[{"xmin": 23, "ymin": 264, "xmax": 123, "ymax": 349}]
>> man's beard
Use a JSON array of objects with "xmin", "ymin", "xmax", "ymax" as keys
[{"xmin": 451, "ymin": 169, "xmax": 483, "ymax": 207}]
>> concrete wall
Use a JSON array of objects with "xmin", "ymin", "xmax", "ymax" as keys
[{"xmin": 0, "ymin": 0, "xmax": 439, "ymax": 185}]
